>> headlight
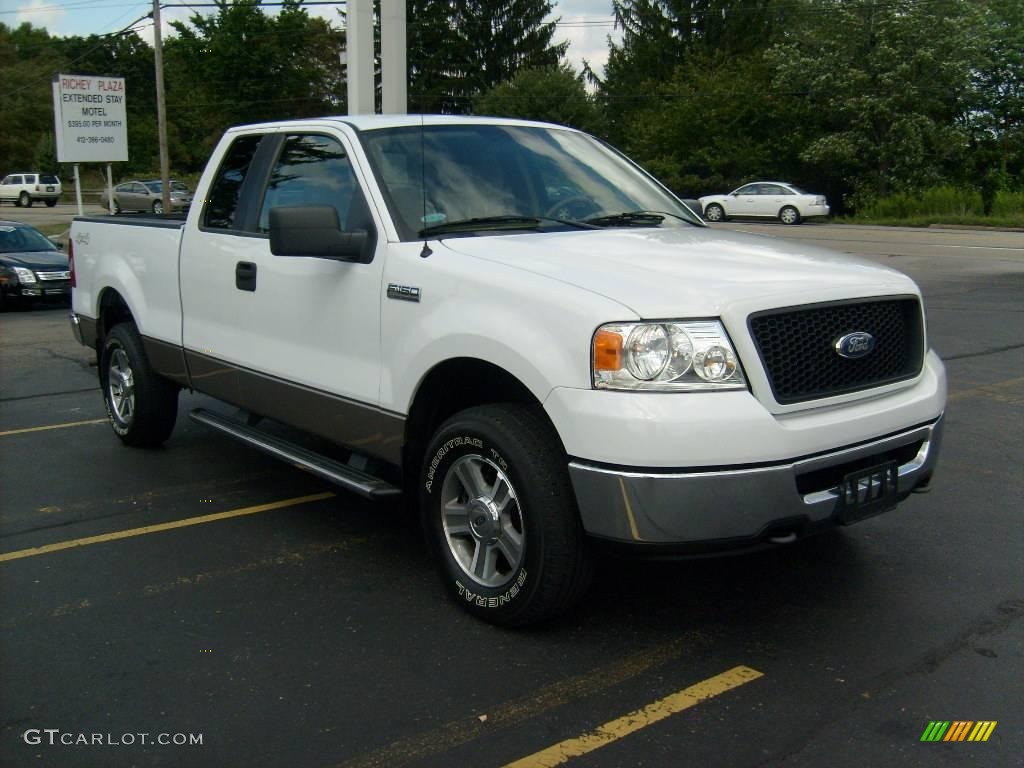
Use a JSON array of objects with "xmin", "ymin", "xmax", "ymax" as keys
[
  {"xmin": 12, "ymin": 267, "xmax": 37, "ymax": 285},
  {"xmin": 593, "ymin": 320, "xmax": 747, "ymax": 391}
]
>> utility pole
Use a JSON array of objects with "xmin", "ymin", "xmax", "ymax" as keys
[
  {"xmin": 380, "ymin": 0, "xmax": 407, "ymax": 114},
  {"xmin": 152, "ymin": 0, "xmax": 171, "ymax": 215},
  {"xmin": 346, "ymin": 0, "xmax": 374, "ymax": 114}
]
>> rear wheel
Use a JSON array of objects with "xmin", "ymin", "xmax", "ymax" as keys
[
  {"xmin": 420, "ymin": 404, "xmax": 591, "ymax": 626},
  {"xmin": 100, "ymin": 322, "xmax": 179, "ymax": 447},
  {"xmin": 704, "ymin": 203, "xmax": 725, "ymax": 222},
  {"xmin": 779, "ymin": 205, "xmax": 801, "ymax": 225},
  {"xmin": 45, "ymin": 199, "xmax": 57, "ymax": 208}
]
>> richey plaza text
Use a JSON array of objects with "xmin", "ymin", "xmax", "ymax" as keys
[{"xmin": 59, "ymin": 77, "xmax": 125, "ymax": 130}]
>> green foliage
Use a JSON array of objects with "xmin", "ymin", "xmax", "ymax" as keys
[
  {"xmin": 768, "ymin": 0, "xmax": 987, "ymax": 201},
  {"xmin": 0, "ymin": 23, "xmax": 62, "ymax": 171},
  {"xmin": 850, "ymin": 187, "xmax": 1024, "ymax": 221},
  {"xmin": 453, "ymin": 0, "xmax": 565, "ymax": 100},
  {"xmin": 165, "ymin": 0, "xmax": 344, "ymax": 168},
  {"xmin": 473, "ymin": 65, "xmax": 601, "ymax": 132},
  {"xmin": 2, "ymin": 0, "xmax": 1020, "ymax": 220},
  {"xmin": 617, "ymin": 51, "xmax": 806, "ymax": 197}
]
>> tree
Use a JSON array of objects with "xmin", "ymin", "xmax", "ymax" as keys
[
  {"xmin": 473, "ymin": 65, "xmax": 602, "ymax": 132},
  {"xmin": 597, "ymin": 1, "xmax": 791, "ymax": 143},
  {"xmin": 166, "ymin": 0, "xmax": 344, "ymax": 168},
  {"xmin": 620, "ymin": 51, "xmax": 806, "ymax": 197},
  {"xmin": 970, "ymin": 0, "xmax": 1024, "ymax": 186},
  {"xmin": 448, "ymin": 0, "xmax": 566, "ymax": 110},
  {"xmin": 0, "ymin": 23, "xmax": 63, "ymax": 171},
  {"xmin": 768, "ymin": 0, "xmax": 989, "ymax": 203}
]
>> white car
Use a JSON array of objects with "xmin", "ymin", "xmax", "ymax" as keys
[
  {"xmin": 699, "ymin": 182, "xmax": 829, "ymax": 225},
  {"xmin": 0, "ymin": 173, "xmax": 62, "ymax": 208}
]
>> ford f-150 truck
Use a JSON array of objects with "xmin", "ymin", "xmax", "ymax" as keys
[{"xmin": 69, "ymin": 115, "xmax": 946, "ymax": 626}]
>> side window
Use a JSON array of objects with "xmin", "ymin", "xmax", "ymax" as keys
[
  {"xmin": 10, "ymin": 176, "xmax": 23, "ymax": 185},
  {"xmin": 258, "ymin": 134, "xmax": 363, "ymax": 233},
  {"xmin": 761, "ymin": 184, "xmax": 785, "ymax": 195},
  {"xmin": 203, "ymin": 134, "xmax": 262, "ymax": 230},
  {"xmin": 736, "ymin": 184, "xmax": 757, "ymax": 195}
]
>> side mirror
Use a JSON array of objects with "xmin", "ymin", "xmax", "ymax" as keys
[
  {"xmin": 680, "ymin": 199, "xmax": 704, "ymax": 219},
  {"xmin": 269, "ymin": 206, "xmax": 373, "ymax": 262}
]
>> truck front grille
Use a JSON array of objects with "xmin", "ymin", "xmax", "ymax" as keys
[
  {"xmin": 37, "ymin": 271, "xmax": 71, "ymax": 281},
  {"xmin": 748, "ymin": 297, "xmax": 925, "ymax": 404}
]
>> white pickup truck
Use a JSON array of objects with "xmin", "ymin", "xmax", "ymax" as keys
[{"xmin": 69, "ymin": 116, "xmax": 946, "ymax": 625}]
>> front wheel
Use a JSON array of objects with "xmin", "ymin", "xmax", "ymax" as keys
[
  {"xmin": 420, "ymin": 404, "xmax": 591, "ymax": 626},
  {"xmin": 100, "ymin": 322, "xmax": 179, "ymax": 447},
  {"xmin": 703, "ymin": 203, "xmax": 725, "ymax": 222},
  {"xmin": 779, "ymin": 205, "xmax": 801, "ymax": 225}
]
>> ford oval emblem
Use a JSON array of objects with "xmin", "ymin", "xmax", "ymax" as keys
[{"xmin": 834, "ymin": 331, "xmax": 876, "ymax": 359}]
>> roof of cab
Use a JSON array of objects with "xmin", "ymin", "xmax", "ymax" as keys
[{"xmin": 226, "ymin": 113, "xmax": 576, "ymax": 134}]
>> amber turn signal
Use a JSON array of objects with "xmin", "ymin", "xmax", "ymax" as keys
[{"xmin": 593, "ymin": 329, "xmax": 623, "ymax": 372}]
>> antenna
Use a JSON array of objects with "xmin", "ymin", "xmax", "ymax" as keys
[{"xmin": 419, "ymin": 109, "xmax": 432, "ymax": 258}]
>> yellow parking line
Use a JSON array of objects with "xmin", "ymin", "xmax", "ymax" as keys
[
  {"xmin": 502, "ymin": 665, "xmax": 764, "ymax": 768},
  {"xmin": 0, "ymin": 492, "xmax": 335, "ymax": 563},
  {"xmin": 0, "ymin": 418, "xmax": 108, "ymax": 437},
  {"xmin": 338, "ymin": 638, "xmax": 695, "ymax": 768}
]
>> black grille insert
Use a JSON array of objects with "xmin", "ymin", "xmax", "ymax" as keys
[{"xmin": 749, "ymin": 297, "xmax": 924, "ymax": 404}]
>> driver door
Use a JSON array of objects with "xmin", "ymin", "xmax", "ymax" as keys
[
  {"xmin": 180, "ymin": 130, "xmax": 393, "ymax": 459},
  {"xmin": 731, "ymin": 184, "xmax": 760, "ymax": 217}
]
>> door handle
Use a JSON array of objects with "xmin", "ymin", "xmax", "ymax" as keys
[{"xmin": 235, "ymin": 261, "xmax": 257, "ymax": 292}]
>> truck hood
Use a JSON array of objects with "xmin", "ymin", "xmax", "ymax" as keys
[{"xmin": 440, "ymin": 226, "xmax": 917, "ymax": 318}]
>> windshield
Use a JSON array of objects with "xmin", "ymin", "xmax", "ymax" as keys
[
  {"xmin": 144, "ymin": 181, "xmax": 189, "ymax": 193},
  {"xmin": 0, "ymin": 225, "xmax": 57, "ymax": 253},
  {"xmin": 359, "ymin": 124, "xmax": 701, "ymax": 240}
]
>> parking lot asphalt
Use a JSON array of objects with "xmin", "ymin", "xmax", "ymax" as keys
[{"xmin": 1, "ymin": 223, "xmax": 1021, "ymax": 768}]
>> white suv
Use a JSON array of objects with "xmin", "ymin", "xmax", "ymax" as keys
[{"xmin": 0, "ymin": 173, "xmax": 63, "ymax": 208}]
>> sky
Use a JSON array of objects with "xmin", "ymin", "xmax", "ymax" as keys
[{"xmin": 1, "ymin": 0, "xmax": 623, "ymax": 77}]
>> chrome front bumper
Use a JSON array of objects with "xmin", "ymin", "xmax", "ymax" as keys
[{"xmin": 569, "ymin": 415, "xmax": 943, "ymax": 546}]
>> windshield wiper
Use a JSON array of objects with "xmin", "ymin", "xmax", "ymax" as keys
[
  {"xmin": 418, "ymin": 215, "xmax": 596, "ymax": 237},
  {"xmin": 584, "ymin": 209, "xmax": 699, "ymax": 228}
]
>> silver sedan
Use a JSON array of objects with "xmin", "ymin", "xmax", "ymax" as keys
[{"xmin": 100, "ymin": 180, "xmax": 193, "ymax": 214}]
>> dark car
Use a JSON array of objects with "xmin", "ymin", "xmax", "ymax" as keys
[{"xmin": 0, "ymin": 221, "xmax": 71, "ymax": 310}]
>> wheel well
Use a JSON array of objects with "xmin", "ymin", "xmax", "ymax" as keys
[
  {"xmin": 402, "ymin": 358, "xmax": 550, "ymax": 481},
  {"xmin": 96, "ymin": 288, "xmax": 134, "ymax": 347}
]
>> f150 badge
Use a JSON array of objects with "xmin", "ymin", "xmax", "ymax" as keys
[
  {"xmin": 387, "ymin": 284, "xmax": 421, "ymax": 302},
  {"xmin": 834, "ymin": 331, "xmax": 876, "ymax": 359}
]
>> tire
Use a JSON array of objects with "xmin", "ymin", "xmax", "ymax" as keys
[
  {"xmin": 19, "ymin": 192, "xmax": 31, "ymax": 208},
  {"xmin": 420, "ymin": 403, "xmax": 592, "ymax": 626},
  {"xmin": 152, "ymin": 200, "xmax": 164, "ymax": 215},
  {"xmin": 113, "ymin": 200, "xmax": 122, "ymax": 214},
  {"xmin": 779, "ymin": 205, "xmax": 801, "ymax": 225},
  {"xmin": 45, "ymin": 199, "xmax": 57, "ymax": 208},
  {"xmin": 704, "ymin": 203, "xmax": 725, "ymax": 222},
  {"xmin": 100, "ymin": 322, "xmax": 179, "ymax": 447}
]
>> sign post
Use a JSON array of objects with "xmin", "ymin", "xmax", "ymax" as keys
[{"xmin": 51, "ymin": 74, "xmax": 129, "ymax": 216}]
